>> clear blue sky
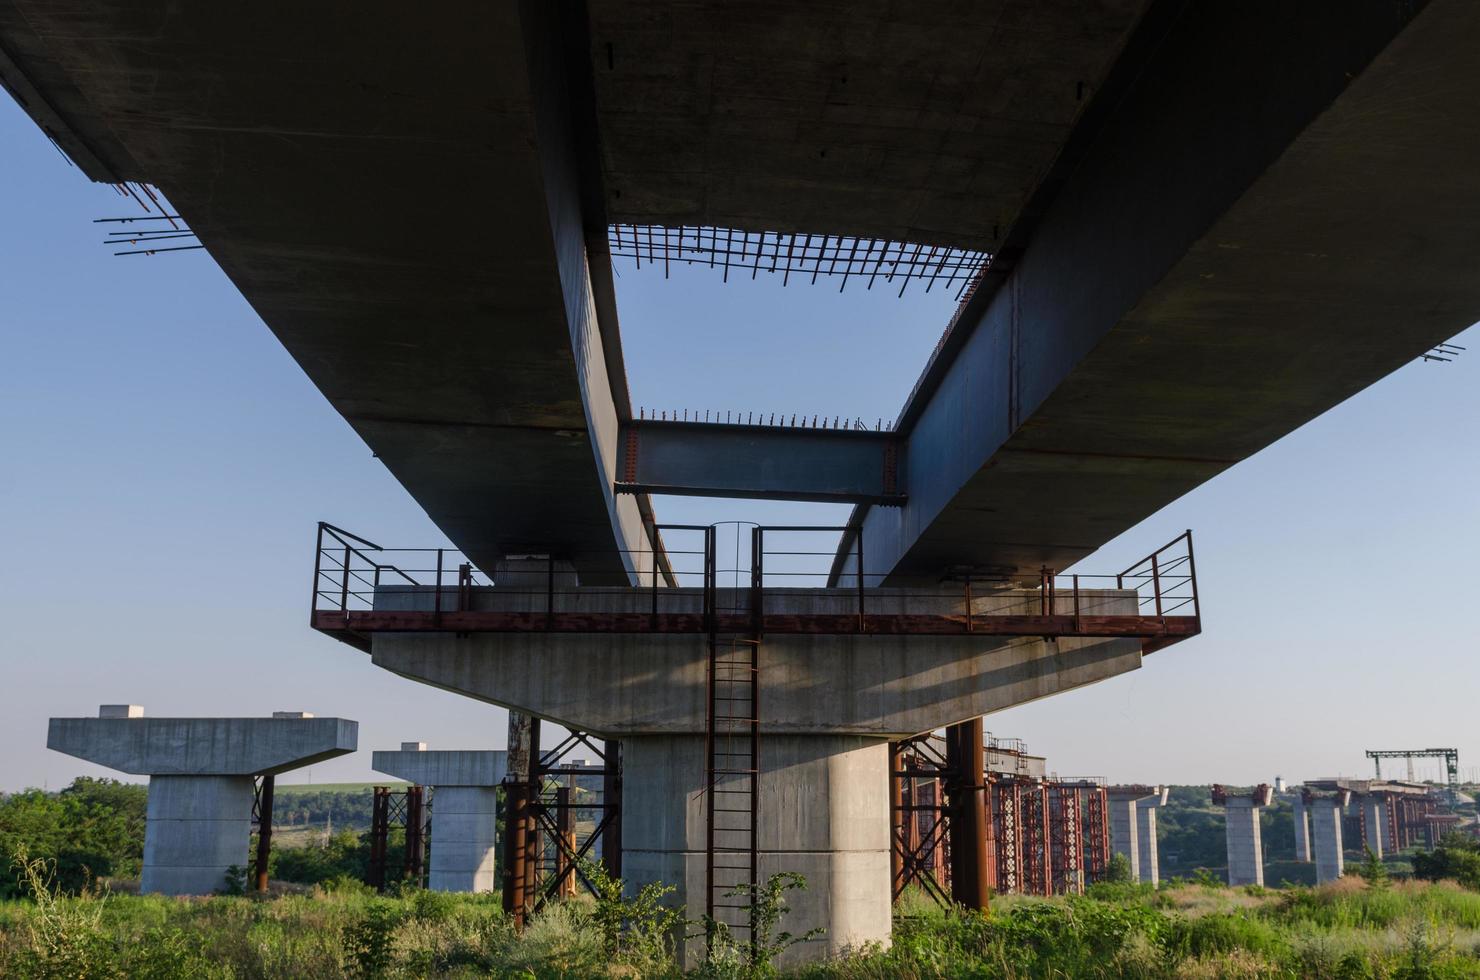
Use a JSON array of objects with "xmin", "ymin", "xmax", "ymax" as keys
[{"xmin": 3, "ymin": 92, "xmax": 1477, "ymax": 792}]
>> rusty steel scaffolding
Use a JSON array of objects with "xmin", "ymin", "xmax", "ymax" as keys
[
  {"xmin": 533, "ymin": 731, "xmax": 623, "ymax": 913},
  {"xmin": 890, "ymin": 733, "xmax": 953, "ymax": 907},
  {"xmin": 1079, "ymin": 782, "xmax": 1111, "ymax": 885},
  {"xmin": 503, "ymin": 719, "xmax": 624, "ymax": 928},
  {"xmin": 889, "ymin": 735, "xmax": 1112, "ymax": 904},
  {"xmin": 368, "ymin": 784, "xmax": 429, "ymax": 891},
  {"xmin": 1047, "ymin": 783, "xmax": 1083, "ymax": 895}
]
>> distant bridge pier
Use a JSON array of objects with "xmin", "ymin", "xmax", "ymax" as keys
[
  {"xmin": 1213, "ymin": 784, "xmax": 1273, "ymax": 887},
  {"xmin": 372, "ymin": 745, "xmax": 508, "ymax": 893},
  {"xmin": 1106, "ymin": 785, "xmax": 1167, "ymax": 884},
  {"xmin": 1309, "ymin": 789, "xmax": 1353, "ymax": 883},
  {"xmin": 1290, "ymin": 793, "xmax": 1313, "ymax": 863},
  {"xmin": 46, "ymin": 708, "xmax": 357, "ymax": 895},
  {"xmin": 1136, "ymin": 788, "xmax": 1170, "ymax": 887}
]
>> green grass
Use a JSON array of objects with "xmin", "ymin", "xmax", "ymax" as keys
[{"xmin": 7, "ymin": 868, "xmax": 1480, "ymax": 978}]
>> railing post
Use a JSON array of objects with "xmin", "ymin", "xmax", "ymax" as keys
[
  {"xmin": 1073, "ymin": 574, "xmax": 1081, "ymax": 634},
  {"xmin": 340, "ymin": 545, "xmax": 352, "ymax": 613},
  {"xmin": 435, "ymin": 548, "xmax": 444, "ymax": 623},
  {"xmin": 751, "ymin": 526, "xmax": 764, "ymax": 633},
  {"xmin": 650, "ymin": 546, "xmax": 658, "ymax": 629},
  {"xmin": 965, "ymin": 575, "xmax": 973, "ymax": 633},
  {"xmin": 1150, "ymin": 552, "xmax": 1163, "ymax": 617},
  {"xmin": 310, "ymin": 523, "xmax": 326, "ymax": 625},
  {"xmin": 856, "ymin": 528, "xmax": 866, "ymax": 634},
  {"xmin": 546, "ymin": 555, "xmax": 555, "ymax": 629},
  {"xmin": 1183, "ymin": 530, "xmax": 1200, "ymax": 623}
]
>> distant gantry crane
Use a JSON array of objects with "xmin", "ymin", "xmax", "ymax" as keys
[{"xmin": 1366, "ymin": 748, "xmax": 1460, "ymax": 804}]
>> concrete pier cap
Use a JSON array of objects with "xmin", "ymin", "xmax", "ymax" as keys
[
  {"xmin": 371, "ymin": 747, "xmax": 508, "ymax": 893},
  {"xmin": 46, "ymin": 710, "xmax": 358, "ymax": 895}
]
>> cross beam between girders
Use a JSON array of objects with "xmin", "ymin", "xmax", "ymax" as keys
[{"xmin": 616, "ymin": 420, "xmax": 905, "ymax": 505}]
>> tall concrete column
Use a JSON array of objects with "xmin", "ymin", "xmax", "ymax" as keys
[
  {"xmin": 1106, "ymin": 786, "xmax": 1167, "ymax": 884},
  {"xmin": 143, "ymin": 775, "xmax": 256, "ymax": 894},
  {"xmin": 1361, "ymin": 795, "xmax": 1387, "ymax": 857},
  {"xmin": 372, "ymin": 746, "xmax": 508, "ymax": 893},
  {"xmin": 621, "ymin": 733, "xmax": 891, "ymax": 967},
  {"xmin": 1310, "ymin": 792, "xmax": 1350, "ymax": 883},
  {"xmin": 1291, "ymin": 795, "xmax": 1312, "ymax": 862},
  {"xmin": 1217, "ymin": 785, "xmax": 1273, "ymax": 887},
  {"xmin": 1106, "ymin": 793, "xmax": 1140, "ymax": 880},
  {"xmin": 47, "ymin": 708, "xmax": 357, "ymax": 896},
  {"xmin": 1135, "ymin": 789, "xmax": 1170, "ymax": 887}
]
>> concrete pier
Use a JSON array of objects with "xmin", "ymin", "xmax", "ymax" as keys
[
  {"xmin": 1136, "ymin": 790, "xmax": 1170, "ymax": 887},
  {"xmin": 623, "ymin": 733, "xmax": 891, "ymax": 966},
  {"xmin": 1106, "ymin": 786, "xmax": 1166, "ymax": 884},
  {"xmin": 1310, "ymin": 792, "xmax": 1351, "ymax": 883},
  {"xmin": 1217, "ymin": 785, "xmax": 1273, "ymax": 887},
  {"xmin": 1362, "ymin": 795, "xmax": 1388, "ymax": 857},
  {"xmin": 1106, "ymin": 792, "xmax": 1141, "ymax": 880},
  {"xmin": 372, "ymin": 746, "xmax": 507, "ymax": 893},
  {"xmin": 47, "ymin": 708, "xmax": 356, "ymax": 895},
  {"xmin": 1291, "ymin": 794, "xmax": 1312, "ymax": 862}
]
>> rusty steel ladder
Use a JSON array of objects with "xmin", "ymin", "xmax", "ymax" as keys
[{"xmin": 703, "ymin": 525, "xmax": 761, "ymax": 953}]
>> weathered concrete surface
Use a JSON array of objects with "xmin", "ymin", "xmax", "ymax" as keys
[
  {"xmin": 1223, "ymin": 799, "xmax": 1265, "ymax": 888},
  {"xmin": 1107, "ymin": 786, "xmax": 1166, "ymax": 885},
  {"xmin": 623, "ymin": 734, "xmax": 891, "ymax": 968},
  {"xmin": 1136, "ymin": 792, "xmax": 1169, "ymax": 887},
  {"xmin": 1106, "ymin": 795, "xmax": 1141, "ymax": 881},
  {"xmin": 426, "ymin": 786, "xmax": 501, "ymax": 894},
  {"xmin": 1362, "ymin": 796, "xmax": 1388, "ymax": 858},
  {"xmin": 372, "ymin": 750, "xmax": 508, "ymax": 789},
  {"xmin": 47, "ymin": 717, "xmax": 358, "ymax": 776},
  {"xmin": 591, "ymin": 1, "xmax": 1150, "ymax": 247},
  {"xmin": 1291, "ymin": 795, "xmax": 1313, "ymax": 863},
  {"xmin": 843, "ymin": 0, "xmax": 1480, "ymax": 581},
  {"xmin": 141, "ymin": 775, "xmax": 255, "ymax": 896},
  {"xmin": 1311, "ymin": 798, "xmax": 1347, "ymax": 883},
  {"xmin": 369, "ymin": 586, "xmax": 1141, "ymax": 737}
]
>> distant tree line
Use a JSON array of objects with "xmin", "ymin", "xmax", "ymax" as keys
[
  {"xmin": 0, "ymin": 778, "xmax": 146, "ymax": 896},
  {"xmin": 270, "ymin": 788, "xmax": 378, "ymax": 830}
]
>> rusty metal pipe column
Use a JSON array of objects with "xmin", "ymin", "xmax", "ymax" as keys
[
  {"xmin": 946, "ymin": 718, "xmax": 990, "ymax": 910},
  {"xmin": 254, "ymin": 774, "xmax": 275, "ymax": 893},
  {"xmin": 501, "ymin": 780, "xmax": 530, "ymax": 926}
]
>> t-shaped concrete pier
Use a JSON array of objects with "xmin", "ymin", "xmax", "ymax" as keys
[
  {"xmin": 1214, "ymin": 784, "xmax": 1273, "ymax": 887},
  {"xmin": 47, "ymin": 707, "xmax": 357, "ymax": 895},
  {"xmin": 1106, "ymin": 786, "xmax": 1167, "ymax": 885},
  {"xmin": 368, "ymin": 582, "xmax": 1147, "ymax": 964},
  {"xmin": 371, "ymin": 744, "xmax": 508, "ymax": 893}
]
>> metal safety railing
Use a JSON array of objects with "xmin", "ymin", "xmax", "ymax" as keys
[{"xmin": 310, "ymin": 522, "xmax": 1200, "ymax": 647}]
